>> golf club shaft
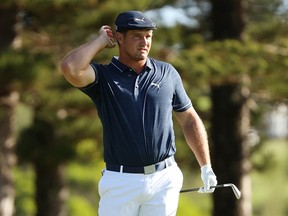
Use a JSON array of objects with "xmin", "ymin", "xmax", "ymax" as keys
[
  {"xmin": 180, "ymin": 184, "xmax": 226, "ymax": 193},
  {"xmin": 180, "ymin": 183, "xmax": 241, "ymax": 199}
]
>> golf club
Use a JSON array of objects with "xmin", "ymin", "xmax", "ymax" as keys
[{"xmin": 180, "ymin": 183, "xmax": 241, "ymax": 199}]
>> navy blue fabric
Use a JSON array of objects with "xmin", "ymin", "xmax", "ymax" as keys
[
  {"xmin": 115, "ymin": 11, "xmax": 157, "ymax": 32},
  {"xmin": 79, "ymin": 57, "xmax": 192, "ymax": 166}
]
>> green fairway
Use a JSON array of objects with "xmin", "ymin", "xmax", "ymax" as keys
[
  {"xmin": 251, "ymin": 139, "xmax": 288, "ymax": 216},
  {"xmin": 13, "ymin": 139, "xmax": 288, "ymax": 216},
  {"xmin": 177, "ymin": 138, "xmax": 288, "ymax": 216}
]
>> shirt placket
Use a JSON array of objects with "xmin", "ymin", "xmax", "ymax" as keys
[{"xmin": 134, "ymin": 75, "xmax": 140, "ymax": 100}]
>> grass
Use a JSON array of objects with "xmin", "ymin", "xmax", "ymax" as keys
[
  {"xmin": 13, "ymin": 139, "xmax": 288, "ymax": 216},
  {"xmin": 177, "ymin": 138, "xmax": 288, "ymax": 216},
  {"xmin": 251, "ymin": 139, "xmax": 288, "ymax": 216},
  {"xmin": 177, "ymin": 168, "xmax": 212, "ymax": 216}
]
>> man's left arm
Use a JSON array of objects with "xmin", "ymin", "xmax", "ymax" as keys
[{"xmin": 174, "ymin": 106, "xmax": 217, "ymax": 192}]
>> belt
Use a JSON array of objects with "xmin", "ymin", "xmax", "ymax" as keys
[{"xmin": 106, "ymin": 156, "xmax": 175, "ymax": 175}]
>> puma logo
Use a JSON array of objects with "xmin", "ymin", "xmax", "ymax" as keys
[
  {"xmin": 151, "ymin": 82, "xmax": 161, "ymax": 89},
  {"xmin": 134, "ymin": 18, "xmax": 145, "ymax": 23}
]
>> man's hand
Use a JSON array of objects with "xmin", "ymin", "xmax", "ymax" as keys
[
  {"xmin": 99, "ymin": 25, "xmax": 116, "ymax": 48},
  {"xmin": 198, "ymin": 164, "xmax": 217, "ymax": 193}
]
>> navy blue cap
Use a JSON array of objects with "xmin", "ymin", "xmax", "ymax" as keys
[{"xmin": 115, "ymin": 11, "xmax": 157, "ymax": 32}]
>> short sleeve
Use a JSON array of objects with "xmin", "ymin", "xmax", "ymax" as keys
[{"xmin": 171, "ymin": 66, "xmax": 192, "ymax": 112}]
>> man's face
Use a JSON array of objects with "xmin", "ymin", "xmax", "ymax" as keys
[{"xmin": 118, "ymin": 29, "xmax": 153, "ymax": 61}]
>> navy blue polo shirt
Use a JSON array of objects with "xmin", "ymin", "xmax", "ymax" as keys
[{"xmin": 80, "ymin": 57, "xmax": 192, "ymax": 166}]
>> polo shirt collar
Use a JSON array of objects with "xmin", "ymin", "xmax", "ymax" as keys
[{"xmin": 111, "ymin": 56, "xmax": 152, "ymax": 73}]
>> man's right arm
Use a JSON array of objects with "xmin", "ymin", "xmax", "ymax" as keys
[{"xmin": 60, "ymin": 26, "xmax": 115, "ymax": 87}]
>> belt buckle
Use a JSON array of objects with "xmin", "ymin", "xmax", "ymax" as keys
[{"xmin": 144, "ymin": 164, "xmax": 156, "ymax": 175}]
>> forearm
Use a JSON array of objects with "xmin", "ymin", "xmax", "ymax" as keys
[
  {"xmin": 176, "ymin": 107, "xmax": 217, "ymax": 191},
  {"xmin": 181, "ymin": 113, "xmax": 211, "ymax": 167}
]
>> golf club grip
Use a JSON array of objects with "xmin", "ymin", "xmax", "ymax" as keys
[{"xmin": 180, "ymin": 184, "xmax": 225, "ymax": 193}]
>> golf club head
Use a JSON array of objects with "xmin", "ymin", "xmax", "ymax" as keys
[{"xmin": 224, "ymin": 184, "xmax": 241, "ymax": 199}]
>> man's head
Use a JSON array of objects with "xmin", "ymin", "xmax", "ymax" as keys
[
  {"xmin": 114, "ymin": 11, "xmax": 156, "ymax": 64},
  {"xmin": 115, "ymin": 11, "xmax": 156, "ymax": 32}
]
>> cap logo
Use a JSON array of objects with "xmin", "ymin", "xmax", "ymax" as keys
[
  {"xmin": 115, "ymin": 11, "xmax": 156, "ymax": 31},
  {"xmin": 128, "ymin": 17, "xmax": 146, "ymax": 26},
  {"xmin": 133, "ymin": 18, "xmax": 145, "ymax": 23}
]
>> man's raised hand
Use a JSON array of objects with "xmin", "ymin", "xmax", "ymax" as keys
[{"xmin": 100, "ymin": 25, "xmax": 116, "ymax": 48}]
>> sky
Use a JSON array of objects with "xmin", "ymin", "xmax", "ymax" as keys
[
  {"xmin": 145, "ymin": 5, "xmax": 200, "ymax": 27},
  {"xmin": 145, "ymin": 0, "xmax": 288, "ymax": 27}
]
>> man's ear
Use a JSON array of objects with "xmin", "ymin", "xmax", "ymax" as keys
[{"xmin": 116, "ymin": 32, "xmax": 124, "ymax": 44}]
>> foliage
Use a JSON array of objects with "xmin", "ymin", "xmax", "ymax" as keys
[
  {"xmin": 0, "ymin": 50, "xmax": 49, "ymax": 93},
  {"xmin": 1, "ymin": 0, "xmax": 286, "ymax": 215},
  {"xmin": 65, "ymin": 161, "xmax": 105, "ymax": 216},
  {"xmin": 171, "ymin": 37, "xmax": 288, "ymax": 101},
  {"xmin": 68, "ymin": 195, "xmax": 96, "ymax": 216},
  {"xmin": 13, "ymin": 166, "xmax": 36, "ymax": 216},
  {"xmin": 245, "ymin": 0, "xmax": 286, "ymax": 23}
]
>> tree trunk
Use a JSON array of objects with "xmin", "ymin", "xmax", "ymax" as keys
[
  {"xmin": 210, "ymin": 0, "xmax": 245, "ymax": 40},
  {"xmin": 209, "ymin": 0, "xmax": 252, "ymax": 215},
  {"xmin": 211, "ymin": 80, "xmax": 252, "ymax": 216},
  {"xmin": 35, "ymin": 164, "xmax": 68, "ymax": 216},
  {"xmin": 0, "ymin": 5, "xmax": 17, "ymax": 50},
  {"xmin": 0, "ymin": 4, "xmax": 18, "ymax": 216},
  {"xmin": 0, "ymin": 92, "xmax": 19, "ymax": 216}
]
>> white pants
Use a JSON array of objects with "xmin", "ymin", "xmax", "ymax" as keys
[{"xmin": 98, "ymin": 164, "xmax": 183, "ymax": 216}]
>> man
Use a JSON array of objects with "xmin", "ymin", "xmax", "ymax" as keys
[{"xmin": 60, "ymin": 10, "xmax": 217, "ymax": 216}]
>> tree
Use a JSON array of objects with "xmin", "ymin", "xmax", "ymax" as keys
[
  {"xmin": 3, "ymin": 0, "xmax": 287, "ymax": 215},
  {"xmin": 209, "ymin": 1, "xmax": 288, "ymax": 215},
  {"xmin": 0, "ymin": 3, "xmax": 20, "ymax": 215},
  {"xmin": 207, "ymin": 1, "xmax": 252, "ymax": 216},
  {"xmin": 166, "ymin": 1, "xmax": 287, "ymax": 216},
  {"xmin": 10, "ymin": 0, "xmax": 180, "ymax": 215}
]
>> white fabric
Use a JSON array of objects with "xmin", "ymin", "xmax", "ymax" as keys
[
  {"xmin": 198, "ymin": 164, "xmax": 217, "ymax": 193},
  {"xmin": 98, "ymin": 164, "xmax": 183, "ymax": 216}
]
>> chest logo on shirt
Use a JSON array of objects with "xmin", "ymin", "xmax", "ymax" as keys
[{"xmin": 151, "ymin": 82, "xmax": 161, "ymax": 89}]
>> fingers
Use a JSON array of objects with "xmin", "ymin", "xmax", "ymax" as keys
[
  {"xmin": 100, "ymin": 25, "xmax": 116, "ymax": 48},
  {"xmin": 198, "ymin": 186, "xmax": 214, "ymax": 193},
  {"xmin": 199, "ymin": 164, "xmax": 217, "ymax": 193},
  {"xmin": 198, "ymin": 187, "xmax": 207, "ymax": 193},
  {"xmin": 204, "ymin": 176, "xmax": 217, "ymax": 193},
  {"xmin": 205, "ymin": 179, "xmax": 211, "ymax": 191},
  {"xmin": 198, "ymin": 184, "xmax": 215, "ymax": 193}
]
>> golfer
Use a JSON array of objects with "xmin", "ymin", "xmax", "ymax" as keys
[{"xmin": 60, "ymin": 10, "xmax": 217, "ymax": 216}]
